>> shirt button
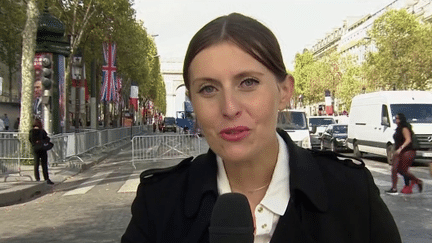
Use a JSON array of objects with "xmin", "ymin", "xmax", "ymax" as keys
[
  {"xmin": 257, "ymin": 207, "xmax": 263, "ymax": 213},
  {"xmin": 262, "ymin": 224, "xmax": 268, "ymax": 229}
]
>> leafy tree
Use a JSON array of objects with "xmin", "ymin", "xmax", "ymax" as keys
[
  {"xmin": 365, "ymin": 9, "xmax": 432, "ymax": 90},
  {"xmin": 0, "ymin": 0, "xmax": 26, "ymax": 101}
]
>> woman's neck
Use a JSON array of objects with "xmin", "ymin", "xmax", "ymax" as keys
[{"xmin": 224, "ymin": 135, "xmax": 279, "ymax": 192}]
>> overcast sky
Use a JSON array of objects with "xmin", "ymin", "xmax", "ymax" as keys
[{"xmin": 133, "ymin": 0, "xmax": 396, "ymax": 70}]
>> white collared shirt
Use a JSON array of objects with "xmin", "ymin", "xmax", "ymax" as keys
[{"xmin": 216, "ymin": 133, "xmax": 290, "ymax": 243}]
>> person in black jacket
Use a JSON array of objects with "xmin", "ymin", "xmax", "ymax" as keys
[
  {"xmin": 29, "ymin": 119, "xmax": 53, "ymax": 185},
  {"xmin": 122, "ymin": 13, "xmax": 401, "ymax": 242}
]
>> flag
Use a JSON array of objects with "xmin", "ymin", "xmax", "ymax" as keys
[
  {"xmin": 100, "ymin": 42, "xmax": 117, "ymax": 102},
  {"xmin": 130, "ymin": 84, "xmax": 139, "ymax": 111}
]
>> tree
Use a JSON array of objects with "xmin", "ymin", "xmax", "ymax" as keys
[
  {"xmin": 19, "ymin": 0, "xmax": 39, "ymax": 156},
  {"xmin": 365, "ymin": 9, "xmax": 432, "ymax": 90},
  {"xmin": 0, "ymin": 0, "xmax": 26, "ymax": 101}
]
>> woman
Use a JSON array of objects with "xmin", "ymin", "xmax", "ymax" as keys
[
  {"xmin": 386, "ymin": 113, "xmax": 423, "ymax": 194},
  {"xmin": 122, "ymin": 13, "xmax": 401, "ymax": 242},
  {"xmin": 29, "ymin": 119, "xmax": 54, "ymax": 185}
]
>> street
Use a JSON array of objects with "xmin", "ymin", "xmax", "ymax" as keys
[{"xmin": 0, "ymin": 144, "xmax": 431, "ymax": 243}]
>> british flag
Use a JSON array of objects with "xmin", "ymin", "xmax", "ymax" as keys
[{"xmin": 100, "ymin": 42, "xmax": 117, "ymax": 102}]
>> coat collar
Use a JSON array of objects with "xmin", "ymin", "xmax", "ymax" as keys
[{"xmin": 184, "ymin": 129, "xmax": 328, "ymax": 217}]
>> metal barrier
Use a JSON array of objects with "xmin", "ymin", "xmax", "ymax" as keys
[
  {"xmin": 132, "ymin": 134, "xmax": 209, "ymax": 169},
  {"xmin": 1, "ymin": 125, "xmax": 150, "ymax": 180},
  {"xmin": 0, "ymin": 133, "xmax": 33, "ymax": 181}
]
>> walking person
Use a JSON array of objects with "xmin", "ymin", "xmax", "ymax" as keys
[
  {"xmin": 3, "ymin": 114, "xmax": 9, "ymax": 130},
  {"xmin": 122, "ymin": 13, "xmax": 401, "ymax": 242},
  {"xmin": 29, "ymin": 119, "xmax": 54, "ymax": 185},
  {"xmin": 386, "ymin": 113, "xmax": 423, "ymax": 194}
]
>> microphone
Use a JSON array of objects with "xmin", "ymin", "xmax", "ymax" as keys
[{"xmin": 209, "ymin": 193, "xmax": 254, "ymax": 243}]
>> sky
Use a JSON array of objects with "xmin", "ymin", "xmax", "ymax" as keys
[{"xmin": 133, "ymin": 0, "xmax": 397, "ymax": 70}]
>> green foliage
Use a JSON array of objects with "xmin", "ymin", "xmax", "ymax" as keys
[
  {"xmin": 293, "ymin": 50, "xmax": 363, "ymax": 111},
  {"xmin": 0, "ymin": 0, "xmax": 26, "ymax": 95},
  {"xmin": 364, "ymin": 9, "xmax": 432, "ymax": 90}
]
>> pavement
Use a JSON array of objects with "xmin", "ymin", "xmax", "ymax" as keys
[{"xmin": 0, "ymin": 138, "xmax": 132, "ymax": 207}]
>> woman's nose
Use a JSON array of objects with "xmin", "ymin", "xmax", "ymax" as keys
[{"xmin": 221, "ymin": 91, "xmax": 241, "ymax": 120}]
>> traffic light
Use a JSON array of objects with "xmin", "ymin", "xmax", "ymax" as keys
[
  {"xmin": 34, "ymin": 65, "xmax": 42, "ymax": 82},
  {"xmin": 42, "ymin": 55, "xmax": 53, "ymax": 89}
]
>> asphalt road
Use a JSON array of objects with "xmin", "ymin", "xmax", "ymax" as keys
[{"xmin": 0, "ymin": 144, "xmax": 431, "ymax": 243}]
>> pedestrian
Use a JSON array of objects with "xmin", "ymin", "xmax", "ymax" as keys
[
  {"xmin": 3, "ymin": 114, "xmax": 9, "ymax": 130},
  {"xmin": 29, "ymin": 119, "xmax": 54, "ymax": 185},
  {"xmin": 13, "ymin": 118, "xmax": 19, "ymax": 131},
  {"xmin": 386, "ymin": 113, "xmax": 423, "ymax": 194},
  {"xmin": 122, "ymin": 13, "xmax": 401, "ymax": 242},
  {"xmin": 153, "ymin": 122, "xmax": 156, "ymax": 133}
]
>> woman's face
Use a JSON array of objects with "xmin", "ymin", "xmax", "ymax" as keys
[
  {"xmin": 395, "ymin": 116, "xmax": 400, "ymax": 125},
  {"xmin": 188, "ymin": 42, "xmax": 292, "ymax": 163}
]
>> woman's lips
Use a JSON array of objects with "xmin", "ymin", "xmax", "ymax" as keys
[{"xmin": 219, "ymin": 126, "xmax": 250, "ymax": 142}]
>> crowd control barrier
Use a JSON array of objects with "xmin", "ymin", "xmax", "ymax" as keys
[
  {"xmin": 0, "ymin": 125, "xmax": 150, "ymax": 181},
  {"xmin": 132, "ymin": 134, "xmax": 209, "ymax": 169}
]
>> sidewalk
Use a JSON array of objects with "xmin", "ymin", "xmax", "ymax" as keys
[{"xmin": 0, "ymin": 139, "xmax": 132, "ymax": 207}]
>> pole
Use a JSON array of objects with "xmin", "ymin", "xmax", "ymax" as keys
[
  {"xmin": 52, "ymin": 54, "xmax": 60, "ymax": 134},
  {"xmin": 90, "ymin": 54, "xmax": 97, "ymax": 130}
]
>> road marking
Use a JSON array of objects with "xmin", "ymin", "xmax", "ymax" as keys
[
  {"xmin": 373, "ymin": 178, "xmax": 392, "ymax": 187},
  {"xmin": 118, "ymin": 173, "xmax": 140, "ymax": 193},
  {"xmin": 63, "ymin": 171, "xmax": 111, "ymax": 196},
  {"xmin": 367, "ymin": 165, "xmax": 432, "ymax": 185},
  {"xmin": 367, "ymin": 166, "xmax": 390, "ymax": 175}
]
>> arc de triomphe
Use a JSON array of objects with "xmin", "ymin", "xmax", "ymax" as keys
[{"xmin": 161, "ymin": 60, "xmax": 188, "ymax": 118}]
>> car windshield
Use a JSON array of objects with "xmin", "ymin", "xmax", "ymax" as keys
[
  {"xmin": 333, "ymin": 125, "xmax": 347, "ymax": 134},
  {"xmin": 164, "ymin": 118, "xmax": 176, "ymax": 125},
  {"xmin": 309, "ymin": 117, "xmax": 335, "ymax": 127},
  {"xmin": 390, "ymin": 104, "xmax": 432, "ymax": 123},
  {"xmin": 277, "ymin": 111, "xmax": 308, "ymax": 130}
]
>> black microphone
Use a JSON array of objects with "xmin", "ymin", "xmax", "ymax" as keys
[{"xmin": 209, "ymin": 193, "xmax": 254, "ymax": 243}]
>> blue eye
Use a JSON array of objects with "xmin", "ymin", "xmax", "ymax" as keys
[
  {"xmin": 199, "ymin": 85, "xmax": 216, "ymax": 95},
  {"xmin": 240, "ymin": 78, "xmax": 259, "ymax": 88}
]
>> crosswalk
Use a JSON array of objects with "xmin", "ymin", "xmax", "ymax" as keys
[{"xmin": 59, "ymin": 163, "xmax": 430, "ymax": 197}]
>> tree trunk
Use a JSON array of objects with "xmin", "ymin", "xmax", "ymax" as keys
[
  {"xmin": 8, "ymin": 65, "xmax": 13, "ymax": 102},
  {"xmin": 19, "ymin": 0, "xmax": 39, "ymax": 157}
]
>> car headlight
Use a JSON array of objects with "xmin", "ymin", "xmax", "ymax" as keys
[{"xmin": 302, "ymin": 136, "xmax": 311, "ymax": 149}]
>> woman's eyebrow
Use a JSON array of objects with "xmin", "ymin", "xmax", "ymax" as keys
[
  {"xmin": 191, "ymin": 77, "xmax": 221, "ymax": 87},
  {"xmin": 233, "ymin": 71, "xmax": 264, "ymax": 79}
]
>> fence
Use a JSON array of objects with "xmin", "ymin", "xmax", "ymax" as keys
[
  {"xmin": 0, "ymin": 125, "xmax": 150, "ymax": 181},
  {"xmin": 132, "ymin": 134, "xmax": 209, "ymax": 169}
]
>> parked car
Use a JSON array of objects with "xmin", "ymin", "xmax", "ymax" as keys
[
  {"xmin": 162, "ymin": 117, "xmax": 177, "ymax": 133},
  {"xmin": 320, "ymin": 124, "xmax": 349, "ymax": 152},
  {"xmin": 347, "ymin": 90, "xmax": 432, "ymax": 164},
  {"xmin": 308, "ymin": 116, "xmax": 336, "ymax": 150}
]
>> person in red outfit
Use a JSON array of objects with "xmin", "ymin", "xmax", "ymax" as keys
[{"xmin": 386, "ymin": 113, "xmax": 423, "ymax": 194}]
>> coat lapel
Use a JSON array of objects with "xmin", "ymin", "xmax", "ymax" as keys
[
  {"xmin": 270, "ymin": 129, "xmax": 328, "ymax": 243},
  {"xmin": 184, "ymin": 150, "xmax": 218, "ymax": 243}
]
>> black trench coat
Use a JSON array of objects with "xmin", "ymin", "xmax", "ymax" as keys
[{"xmin": 122, "ymin": 129, "xmax": 401, "ymax": 243}]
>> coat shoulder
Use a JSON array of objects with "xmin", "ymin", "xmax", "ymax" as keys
[
  {"xmin": 307, "ymin": 149, "xmax": 365, "ymax": 169},
  {"xmin": 139, "ymin": 156, "xmax": 195, "ymax": 184}
]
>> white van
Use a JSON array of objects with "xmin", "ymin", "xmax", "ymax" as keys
[
  {"xmin": 277, "ymin": 110, "xmax": 311, "ymax": 149},
  {"xmin": 347, "ymin": 91, "xmax": 432, "ymax": 163}
]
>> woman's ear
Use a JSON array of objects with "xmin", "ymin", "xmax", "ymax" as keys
[{"xmin": 278, "ymin": 74, "xmax": 294, "ymax": 110}]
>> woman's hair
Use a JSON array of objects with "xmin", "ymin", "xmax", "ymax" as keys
[
  {"xmin": 33, "ymin": 119, "xmax": 43, "ymax": 129},
  {"xmin": 396, "ymin": 113, "xmax": 412, "ymax": 130},
  {"xmin": 183, "ymin": 13, "xmax": 288, "ymax": 90}
]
